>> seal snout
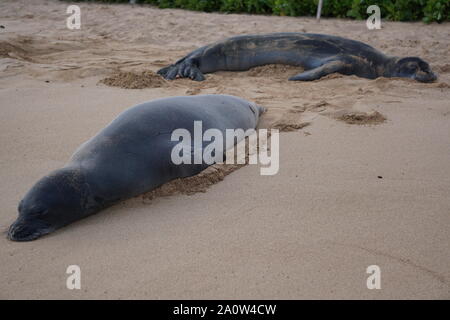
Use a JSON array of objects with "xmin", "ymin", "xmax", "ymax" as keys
[
  {"xmin": 417, "ymin": 70, "xmax": 437, "ymax": 83},
  {"xmin": 7, "ymin": 218, "xmax": 52, "ymax": 242}
]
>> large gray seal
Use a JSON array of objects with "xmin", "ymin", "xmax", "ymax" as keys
[
  {"xmin": 8, "ymin": 95, "xmax": 264, "ymax": 241},
  {"xmin": 158, "ymin": 32, "xmax": 437, "ymax": 83}
]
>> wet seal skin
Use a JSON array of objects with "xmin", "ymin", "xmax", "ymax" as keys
[
  {"xmin": 158, "ymin": 33, "xmax": 437, "ymax": 83},
  {"xmin": 8, "ymin": 95, "xmax": 264, "ymax": 241}
]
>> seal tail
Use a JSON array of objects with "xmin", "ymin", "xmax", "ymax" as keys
[{"xmin": 256, "ymin": 104, "xmax": 267, "ymax": 115}]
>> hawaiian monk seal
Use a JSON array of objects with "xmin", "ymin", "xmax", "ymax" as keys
[
  {"xmin": 8, "ymin": 95, "xmax": 264, "ymax": 241},
  {"xmin": 158, "ymin": 33, "xmax": 437, "ymax": 83}
]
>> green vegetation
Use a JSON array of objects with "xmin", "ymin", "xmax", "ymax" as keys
[{"xmin": 72, "ymin": 0, "xmax": 449, "ymax": 23}]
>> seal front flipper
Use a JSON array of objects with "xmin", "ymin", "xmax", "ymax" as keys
[
  {"xmin": 289, "ymin": 61, "xmax": 349, "ymax": 81},
  {"xmin": 157, "ymin": 60, "xmax": 205, "ymax": 81}
]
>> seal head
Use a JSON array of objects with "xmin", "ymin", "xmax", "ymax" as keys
[
  {"xmin": 8, "ymin": 168, "xmax": 89, "ymax": 241},
  {"xmin": 390, "ymin": 57, "xmax": 437, "ymax": 83}
]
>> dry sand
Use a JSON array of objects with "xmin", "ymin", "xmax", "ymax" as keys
[{"xmin": 0, "ymin": 0, "xmax": 449, "ymax": 299}]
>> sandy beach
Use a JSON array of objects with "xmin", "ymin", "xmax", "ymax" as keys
[{"xmin": 0, "ymin": 0, "xmax": 449, "ymax": 299}]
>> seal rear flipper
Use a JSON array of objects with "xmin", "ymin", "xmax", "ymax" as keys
[
  {"xmin": 157, "ymin": 61, "xmax": 205, "ymax": 81},
  {"xmin": 289, "ymin": 61, "xmax": 348, "ymax": 81},
  {"xmin": 156, "ymin": 65, "xmax": 172, "ymax": 77}
]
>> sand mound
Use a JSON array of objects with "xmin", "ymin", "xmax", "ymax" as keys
[
  {"xmin": 436, "ymin": 64, "xmax": 450, "ymax": 73},
  {"xmin": 245, "ymin": 64, "xmax": 302, "ymax": 78},
  {"xmin": 143, "ymin": 163, "xmax": 242, "ymax": 200},
  {"xmin": 272, "ymin": 120, "xmax": 310, "ymax": 132},
  {"xmin": 0, "ymin": 37, "xmax": 86, "ymax": 61},
  {"xmin": 0, "ymin": 40, "xmax": 33, "ymax": 61},
  {"xmin": 338, "ymin": 111, "xmax": 387, "ymax": 125},
  {"xmin": 99, "ymin": 70, "xmax": 167, "ymax": 89},
  {"xmin": 433, "ymin": 82, "xmax": 450, "ymax": 89}
]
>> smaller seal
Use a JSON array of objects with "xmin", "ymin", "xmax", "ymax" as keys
[{"xmin": 158, "ymin": 33, "xmax": 437, "ymax": 83}]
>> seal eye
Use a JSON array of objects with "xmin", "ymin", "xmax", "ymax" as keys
[{"xmin": 29, "ymin": 207, "xmax": 48, "ymax": 218}]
